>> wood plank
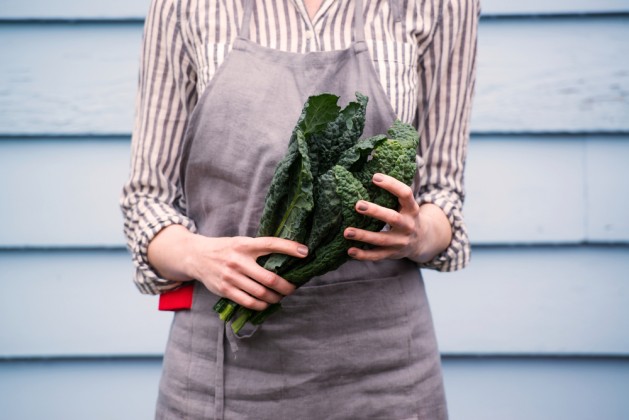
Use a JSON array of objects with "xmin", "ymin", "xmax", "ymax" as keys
[
  {"xmin": 0, "ymin": 359, "xmax": 162, "ymax": 420},
  {"xmin": 1, "ymin": 246, "xmax": 627, "ymax": 357},
  {"xmin": 0, "ymin": 18, "xmax": 628, "ymax": 134},
  {"xmin": 464, "ymin": 136, "xmax": 586, "ymax": 243},
  {"xmin": 423, "ymin": 246, "xmax": 629, "ymax": 355},
  {"xmin": 0, "ymin": 138, "xmax": 129, "ymax": 247},
  {"xmin": 481, "ymin": 0, "xmax": 629, "ymax": 16},
  {"xmin": 585, "ymin": 138, "xmax": 629, "ymax": 241},
  {"xmin": 2, "ymin": 135, "xmax": 627, "ymax": 246},
  {"xmin": 0, "ymin": 25, "xmax": 140, "ymax": 135},
  {"xmin": 471, "ymin": 17, "xmax": 629, "ymax": 133},
  {"xmin": 0, "ymin": 0, "xmax": 151, "ymax": 20},
  {"xmin": 0, "ymin": 357, "xmax": 627, "ymax": 420},
  {"xmin": 1, "ymin": 0, "xmax": 628, "ymax": 19},
  {"xmin": 0, "ymin": 250, "xmax": 173, "ymax": 357},
  {"xmin": 442, "ymin": 357, "xmax": 629, "ymax": 420}
]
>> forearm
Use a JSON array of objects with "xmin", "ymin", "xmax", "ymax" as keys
[
  {"xmin": 147, "ymin": 224, "xmax": 198, "ymax": 282},
  {"xmin": 409, "ymin": 203, "xmax": 452, "ymax": 264}
]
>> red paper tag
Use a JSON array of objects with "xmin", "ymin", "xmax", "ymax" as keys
[{"xmin": 158, "ymin": 284, "xmax": 194, "ymax": 311}]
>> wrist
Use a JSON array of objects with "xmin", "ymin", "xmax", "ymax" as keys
[
  {"xmin": 410, "ymin": 204, "xmax": 452, "ymax": 263},
  {"xmin": 180, "ymin": 230, "xmax": 202, "ymax": 281},
  {"xmin": 147, "ymin": 224, "xmax": 198, "ymax": 282}
]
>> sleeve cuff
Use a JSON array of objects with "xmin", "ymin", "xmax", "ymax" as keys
[{"xmin": 130, "ymin": 213, "xmax": 197, "ymax": 295}]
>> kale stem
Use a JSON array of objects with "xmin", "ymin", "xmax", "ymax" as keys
[
  {"xmin": 231, "ymin": 308, "xmax": 253, "ymax": 334},
  {"xmin": 214, "ymin": 299, "xmax": 239, "ymax": 322}
]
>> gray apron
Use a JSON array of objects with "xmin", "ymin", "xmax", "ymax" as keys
[{"xmin": 157, "ymin": 1, "xmax": 447, "ymax": 418}]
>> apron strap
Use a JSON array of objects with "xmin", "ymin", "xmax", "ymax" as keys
[
  {"xmin": 238, "ymin": 0, "xmax": 254, "ymax": 40},
  {"xmin": 354, "ymin": 0, "xmax": 366, "ymax": 43}
]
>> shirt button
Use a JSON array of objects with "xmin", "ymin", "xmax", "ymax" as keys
[{"xmin": 305, "ymin": 30, "xmax": 313, "ymax": 40}]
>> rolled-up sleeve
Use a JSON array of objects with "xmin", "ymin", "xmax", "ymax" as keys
[
  {"xmin": 120, "ymin": 0, "xmax": 198, "ymax": 294},
  {"xmin": 415, "ymin": 0, "xmax": 480, "ymax": 272}
]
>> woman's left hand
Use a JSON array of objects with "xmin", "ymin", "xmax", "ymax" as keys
[{"xmin": 343, "ymin": 173, "xmax": 452, "ymax": 263}]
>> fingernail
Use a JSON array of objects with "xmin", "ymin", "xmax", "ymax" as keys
[
  {"xmin": 345, "ymin": 229, "xmax": 356, "ymax": 239},
  {"xmin": 348, "ymin": 249, "xmax": 357, "ymax": 257},
  {"xmin": 357, "ymin": 202, "xmax": 368, "ymax": 211},
  {"xmin": 297, "ymin": 245, "xmax": 309, "ymax": 256},
  {"xmin": 373, "ymin": 174, "xmax": 384, "ymax": 183}
]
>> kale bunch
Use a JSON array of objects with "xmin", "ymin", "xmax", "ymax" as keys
[{"xmin": 214, "ymin": 93, "xmax": 420, "ymax": 333}]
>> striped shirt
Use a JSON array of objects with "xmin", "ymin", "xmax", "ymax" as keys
[{"xmin": 121, "ymin": 0, "xmax": 480, "ymax": 294}]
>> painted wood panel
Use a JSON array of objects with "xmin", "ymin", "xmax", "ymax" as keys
[
  {"xmin": 1, "ymin": 0, "xmax": 628, "ymax": 19},
  {"xmin": 423, "ymin": 246, "xmax": 629, "ymax": 355},
  {"xmin": 0, "ymin": 25, "xmax": 140, "ymax": 135},
  {"xmin": 464, "ymin": 136, "xmax": 585, "ymax": 243},
  {"xmin": 1, "ymin": 246, "xmax": 627, "ymax": 357},
  {"xmin": 480, "ymin": 0, "xmax": 629, "ymax": 16},
  {"xmin": 585, "ymin": 138, "xmax": 629, "ymax": 241},
  {"xmin": 2, "ymin": 136, "xmax": 627, "ymax": 247},
  {"xmin": 0, "ymin": 138, "xmax": 129, "ymax": 246},
  {"xmin": 443, "ymin": 357, "xmax": 629, "ymax": 420},
  {"xmin": 1, "ymin": 18, "xmax": 628, "ymax": 135},
  {"xmin": 0, "ymin": 359, "xmax": 162, "ymax": 420},
  {"xmin": 0, "ymin": 250, "xmax": 172, "ymax": 357},
  {"xmin": 472, "ymin": 17, "xmax": 629, "ymax": 133},
  {"xmin": 0, "ymin": 357, "xmax": 627, "ymax": 420}
]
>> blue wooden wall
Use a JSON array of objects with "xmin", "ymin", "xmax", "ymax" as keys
[{"xmin": 1, "ymin": 1, "xmax": 628, "ymax": 419}]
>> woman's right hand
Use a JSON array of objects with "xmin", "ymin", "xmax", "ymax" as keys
[{"xmin": 147, "ymin": 225, "xmax": 308, "ymax": 311}]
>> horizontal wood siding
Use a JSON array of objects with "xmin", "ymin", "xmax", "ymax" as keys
[
  {"xmin": 1, "ymin": 5, "xmax": 628, "ymax": 420},
  {"xmin": 0, "ymin": 359, "xmax": 162, "ymax": 420},
  {"xmin": 0, "ymin": 250, "xmax": 171, "ymax": 357},
  {"xmin": 585, "ymin": 138, "xmax": 629, "ymax": 241},
  {"xmin": 424, "ymin": 246, "xmax": 629, "ymax": 355},
  {"xmin": 1, "ymin": 17, "xmax": 628, "ymax": 135},
  {"xmin": 1, "ymin": 246, "xmax": 627, "ymax": 357},
  {"xmin": 472, "ymin": 17, "xmax": 629, "ymax": 133},
  {"xmin": 0, "ymin": 24, "xmax": 140, "ymax": 135},
  {"xmin": 0, "ymin": 138, "xmax": 129, "ymax": 246},
  {"xmin": 442, "ymin": 357, "xmax": 629, "ymax": 420},
  {"xmin": 1, "ymin": 135, "xmax": 627, "ymax": 246},
  {"xmin": 1, "ymin": 357, "xmax": 627, "ymax": 420}
]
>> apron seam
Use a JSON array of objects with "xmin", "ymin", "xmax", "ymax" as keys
[{"xmin": 183, "ymin": 288, "xmax": 196, "ymax": 420}]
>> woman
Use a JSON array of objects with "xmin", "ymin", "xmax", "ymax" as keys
[{"xmin": 121, "ymin": 0, "xmax": 478, "ymax": 418}]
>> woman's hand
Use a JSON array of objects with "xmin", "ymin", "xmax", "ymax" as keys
[
  {"xmin": 187, "ymin": 235, "xmax": 308, "ymax": 310},
  {"xmin": 343, "ymin": 173, "xmax": 452, "ymax": 263},
  {"xmin": 147, "ymin": 225, "xmax": 308, "ymax": 311}
]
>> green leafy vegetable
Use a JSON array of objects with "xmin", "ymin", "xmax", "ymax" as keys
[{"xmin": 214, "ymin": 93, "xmax": 420, "ymax": 333}]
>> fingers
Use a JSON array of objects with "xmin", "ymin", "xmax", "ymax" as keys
[
  {"xmin": 372, "ymin": 173, "xmax": 418, "ymax": 211},
  {"xmin": 238, "ymin": 236, "xmax": 309, "ymax": 259},
  {"xmin": 239, "ymin": 259, "xmax": 296, "ymax": 297},
  {"xmin": 234, "ymin": 236, "xmax": 304, "ymax": 294},
  {"xmin": 343, "ymin": 174, "xmax": 421, "ymax": 262},
  {"xmin": 201, "ymin": 236, "xmax": 305, "ymax": 310},
  {"xmin": 210, "ymin": 261, "xmax": 294, "ymax": 311},
  {"xmin": 347, "ymin": 245, "xmax": 397, "ymax": 262},
  {"xmin": 221, "ymin": 286, "xmax": 272, "ymax": 312},
  {"xmin": 344, "ymin": 227, "xmax": 409, "ymax": 260},
  {"xmin": 351, "ymin": 174, "xmax": 418, "ymax": 229},
  {"xmin": 354, "ymin": 200, "xmax": 414, "ymax": 232}
]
